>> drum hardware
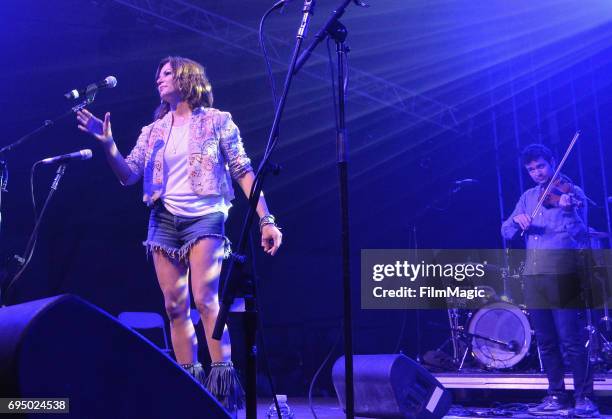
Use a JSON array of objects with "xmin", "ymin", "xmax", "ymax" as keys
[
  {"xmin": 443, "ymin": 301, "xmax": 540, "ymax": 371},
  {"xmin": 600, "ymin": 315, "xmax": 612, "ymax": 336},
  {"xmin": 447, "ymin": 308, "xmax": 462, "ymax": 366},
  {"xmin": 500, "ymin": 265, "xmax": 512, "ymax": 303},
  {"xmin": 583, "ymin": 251, "xmax": 612, "ymax": 369},
  {"xmin": 438, "ymin": 258, "xmax": 529, "ymax": 369},
  {"xmin": 594, "ymin": 266, "xmax": 612, "ymax": 345},
  {"xmin": 468, "ymin": 302, "xmax": 534, "ymax": 369},
  {"xmin": 586, "ymin": 320, "xmax": 600, "ymax": 365},
  {"xmin": 439, "ymin": 251, "xmax": 612, "ymax": 372},
  {"xmin": 439, "ymin": 256, "xmax": 607, "ymax": 371},
  {"xmin": 430, "ymin": 309, "xmax": 470, "ymax": 370},
  {"xmin": 449, "ymin": 327, "xmax": 523, "ymax": 370},
  {"xmin": 585, "ymin": 231, "xmax": 612, "ymax": 369},
  {"xmin": 585, "ymin": 312, "xmax": 612, "ymax": 370},
  {"xmin": 601, "ymin": 340, "xmax": 612, "ymax": 367},
  {"xmin": 499, "ymin": 263, "xmax": 526, "ymax": 307}
]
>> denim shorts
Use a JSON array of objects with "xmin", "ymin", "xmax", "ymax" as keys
[{"xmin": 143, "ymin": 202, "xmax": 231, "ymax": 260}]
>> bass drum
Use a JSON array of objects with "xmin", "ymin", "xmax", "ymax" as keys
[{"xmin": 468, "ymin": 302, "xmax": 532, "ymax": 369}]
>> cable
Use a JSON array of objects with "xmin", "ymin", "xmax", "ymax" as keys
[
  {"xmin": 31, "ymin": 161, "xmax": 40, "ymax": 220},
  {"xmin": 253, "ymin": 0, "xmax": 289, "ymax": 201},
  {"xmin": 258, "ymin": 3, "xmax": 280, "ymax": 109},
  {"xmin": 6, "ymin": 162, "xmax": 43, "ymax": 298},
  {"xmin": 308, "ymin": 325, "xmax": 342, "ymax": 419}
]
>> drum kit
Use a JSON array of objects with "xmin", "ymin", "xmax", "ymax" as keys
[
  {"xmin": 443, "ymin": 243, "xmax": 612, "ymax": 372},
  {"xmin": 445, "ymin": 265, "xmax": 541, "ymax": 371}
]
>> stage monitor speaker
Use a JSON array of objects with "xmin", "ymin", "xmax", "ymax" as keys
[
  {"xmin": 332, "ymin": 354, "xmax": 451, "ymax": 419},
  {"xmin": 0, "ymin": 294, "xmax": 229, "ymax": 419}
]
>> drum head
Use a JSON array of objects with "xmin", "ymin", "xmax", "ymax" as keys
[{"xmin": 468, "ymin": 302, "xmax": 531, "ymax": 369}]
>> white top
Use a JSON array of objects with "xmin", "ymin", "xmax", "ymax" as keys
[{"xmin": 161, "ymin": 123, "xmax": 231, "ymax": 218}]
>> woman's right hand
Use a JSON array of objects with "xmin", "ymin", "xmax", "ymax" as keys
[{"xmin": 77, "ymin": 109, "xmax": 113, "ymax": 144}]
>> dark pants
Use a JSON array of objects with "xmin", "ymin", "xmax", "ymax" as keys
[{"xmin": 525, "ymin": 274, "xmax": 593, "ymax": 399}]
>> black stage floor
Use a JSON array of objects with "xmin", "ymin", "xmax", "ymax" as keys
[
  {"xmin": 235, "ymin": 370, "xmax": 612, "ymax": 418},
  {"xmin": 237, "ymin": 396, "xmax": 612, "ymax": 418}
]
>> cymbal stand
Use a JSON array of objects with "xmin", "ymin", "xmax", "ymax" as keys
[{"xmin": 447, "ymin": 308, "xmax": 461, "ymax": 365}]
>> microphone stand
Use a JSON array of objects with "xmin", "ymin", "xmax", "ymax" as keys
[
  {"xmin": 0, "ymin": 94, "xmax": 95, "ymax": 307},
  {"xmin": 0, "ymin": 96, "xmax": 94, "ymax": 157},
  {"xmin": 1, "ymin": 164, "xmax": 68, "ymax": 306},
  {"xmin": 212, "ymin": 2, "xmax": 317, "ymax": 418},
  {"xmin": 294, "ymin": 2, "xmax": 362, "ymax": 416},
  {"xmin": 0, "ymin": 95, "xmax": 94, "ymax": 233},
  {"xmin": 328, "ymin": 18, "xmax": 356, "ymax": 419}
]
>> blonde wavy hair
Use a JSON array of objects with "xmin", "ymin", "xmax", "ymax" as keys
[{"xmin": 153, "ymin": 56, "xmax": 213, "ymax": 120}]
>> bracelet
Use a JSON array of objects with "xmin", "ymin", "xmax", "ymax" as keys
[{"xmin": 259, "ymin": 214, "xmax": 277, "ymax": 232}]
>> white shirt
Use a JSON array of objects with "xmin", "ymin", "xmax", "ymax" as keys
[{"xmin": 161, "ymin": 123, "xmax": 231, "ymax": 218}]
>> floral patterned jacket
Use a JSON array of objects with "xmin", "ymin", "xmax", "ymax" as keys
[{"xmin": 124, "ymin": 107, "xmax": 252, "ymax": 206}]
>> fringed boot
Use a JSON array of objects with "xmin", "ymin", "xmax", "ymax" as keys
[
  {"xmin": 204, "ymin": 361, "xmax": 245, "ymax": 412},
  {"xmin": 181, "ymin": 362, "xmax": 206, "ymax": 386}
]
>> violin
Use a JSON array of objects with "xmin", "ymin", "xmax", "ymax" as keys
[{"xmin": 539, "ymin": 174, "xmax": 580, "ymax": 209}]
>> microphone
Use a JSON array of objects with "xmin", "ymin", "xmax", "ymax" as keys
[
  {"xmin": 454, "ymin": 178, "xmax": 479, "ymax": 185},
  {"xmin": 40, "ymin": 149, "xmax": 93, "ymax": 165},
  {"xmin": 506, "ymin": 340, "xmax": 521, "ymax": 354},
  {"xmin": 64, "ymin": 76, "xmax": 117, "ymax": 100}
]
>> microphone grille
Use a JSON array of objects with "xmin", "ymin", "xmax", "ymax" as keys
[
  {"xmin": 80, "ymin": 149, "xmax": 93, "ymax": 160},
  {"xmin": 105, "ymin": 76, "xmax": 118, "ymax": 88}
]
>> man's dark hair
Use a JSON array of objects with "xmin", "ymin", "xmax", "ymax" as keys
[{"xmin": 521, "ymin": 144, "xmax": 555, "ymax": 166}]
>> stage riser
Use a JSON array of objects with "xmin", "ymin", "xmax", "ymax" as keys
[{"xmin": 435, "ymin": 373, "xmax": 612, "ymax": 391}]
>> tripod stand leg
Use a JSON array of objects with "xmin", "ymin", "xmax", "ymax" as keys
[
  {"xmin": 459, "ymin": 342, "xmax": 470, "ymax": 370},
  {"xmin": 536, "ymin": 343, "xmax": 544, "ymax": 372},
  {"xmin": 447, "ymin": 309, "xmax": 460, "ymax": 364}
]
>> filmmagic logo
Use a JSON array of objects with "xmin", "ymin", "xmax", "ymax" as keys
[
  {"xmin": 372, "ymin": 285, "xmax": 488, "ymax": 299},
  {"xmin": 371, "ymin": 261, "xmax": 486, "ymax": 282}
]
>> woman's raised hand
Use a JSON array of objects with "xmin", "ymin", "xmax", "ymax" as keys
[{"xmin": 77, "ymin": 109, "xmax": 113, "ymax": 144}]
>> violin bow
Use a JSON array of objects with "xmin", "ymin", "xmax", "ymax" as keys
[{"xmin": 520, "ymin": 131, "xmax": 581, "ymax": 237}]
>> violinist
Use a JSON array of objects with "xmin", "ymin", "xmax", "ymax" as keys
[{"xmin": 501, "ymin": 143, "xmax": 598, "ymax": 417}]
